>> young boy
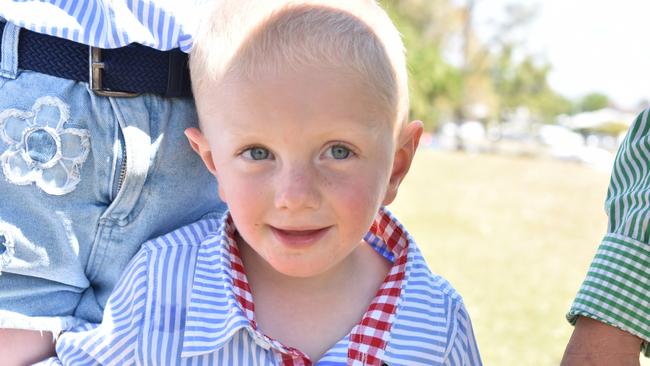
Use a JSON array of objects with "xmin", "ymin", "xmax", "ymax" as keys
[{"xmin": 51, "ymin": 0, "xmax": 482, "ymax": 364}]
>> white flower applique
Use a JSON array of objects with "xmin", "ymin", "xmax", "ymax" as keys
[{"xmin": 0, "ymin": 96, "xmax": 90, "ymax": 195}]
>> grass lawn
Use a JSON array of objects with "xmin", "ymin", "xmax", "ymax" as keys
[{"xmin": 389, "ymin": 149, "xmax": 649, "ymax": 366}]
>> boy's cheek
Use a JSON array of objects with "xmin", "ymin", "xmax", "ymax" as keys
[
  {"xmin": 220, "ymin": 176, "xmax": 268, "ymax": 209},
  {"xmin": 332, "ymin": 175, "xmax": 385, "ymax": 216}
]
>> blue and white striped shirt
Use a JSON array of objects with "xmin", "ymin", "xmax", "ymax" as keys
[
  {"xmin": 49, "ymin": 210, "xmax": 481, "ymax": 365},
  {"xmin": 0, "ymin": 0, "xmax": 208, "ymax": 52}
]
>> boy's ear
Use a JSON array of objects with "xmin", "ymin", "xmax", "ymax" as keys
[
  {"xmin": 184, "ymin": 128, "xmax": 217, "ymax": 176},
  {"xmin": 383, "ymin": 120, "xmax": 423, "ymax": 206}
]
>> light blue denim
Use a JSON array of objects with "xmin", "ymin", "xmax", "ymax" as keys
[{"xmin": 0, "ymin": 22, "xmax": 226, "ymax": 334}]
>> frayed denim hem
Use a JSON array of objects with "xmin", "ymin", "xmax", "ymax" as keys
[{"xmin": 0, "ymin": 310, "xmax": 85, "ymax": 341}]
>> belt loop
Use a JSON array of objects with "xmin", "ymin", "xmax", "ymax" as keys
[
  {"xmin": 166, "ymin": 50, "xmax": 191, "ymax": 97},
  {"xmin": 0, "ymin": 22, "xmax": 20, "ymax": 79}
]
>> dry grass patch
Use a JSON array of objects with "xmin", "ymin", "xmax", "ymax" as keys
[{"xmin": 390, "ymin": 150, "xmax": 647, "ymax": 365}]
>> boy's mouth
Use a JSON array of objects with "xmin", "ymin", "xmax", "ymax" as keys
[{"xmin": 269, "ymin": 226, "xmax": 331, "ymax": 247}]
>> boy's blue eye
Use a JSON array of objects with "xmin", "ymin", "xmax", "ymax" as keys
[
  {"xmin": 328, "ymin": 145, "xmax": 351, "ymax": 160},
  {"xmin": 243, "ymin": 147, "xmax": 271, "ymax": 160}
]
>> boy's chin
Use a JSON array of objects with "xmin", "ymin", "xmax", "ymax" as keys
[{"xmin": 270, "ymin": 261, "xmax": 332, "ymax": 279}]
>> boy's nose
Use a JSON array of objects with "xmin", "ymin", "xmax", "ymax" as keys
[{"xmin": 274, "ymin": 167, "xmax": 321, "ymax": 211}]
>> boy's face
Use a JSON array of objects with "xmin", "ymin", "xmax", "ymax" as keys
[{"xmin": 187, "ymin": 66, "xmax": 421, "ymax": 278}]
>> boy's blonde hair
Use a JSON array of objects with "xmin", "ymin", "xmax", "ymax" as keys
[{"xmin": 190, "ymin": 0, "xmax": 409, "ymax": 126}]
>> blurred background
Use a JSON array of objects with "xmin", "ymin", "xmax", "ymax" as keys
[{"xmin": 379, "ymin": 0, "xmax": 650, "ymax": 364}]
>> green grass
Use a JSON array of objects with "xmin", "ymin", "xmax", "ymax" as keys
[{"xmin": 390, "ymin": 150, "xmax": 649, "ymax": 366}]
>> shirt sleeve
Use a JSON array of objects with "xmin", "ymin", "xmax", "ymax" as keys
[
  {"xmin": 445, "ymin": 300, "xmax": 482, "ymax": 366},
  {"xmin": 567, "ymin": 108, "xmax": 650, "ymax": 357},
  {"xmin": 54, "ymin": 247, "xmax": 151, "ymax": 365},
  {"xmin": 0, "ymin": 0, "xmax": 201, "ymax": 51}
]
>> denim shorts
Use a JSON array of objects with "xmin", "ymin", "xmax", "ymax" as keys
[{"xmin": 0, "ymin": 22, "xmax": 225, "ymax": 334}]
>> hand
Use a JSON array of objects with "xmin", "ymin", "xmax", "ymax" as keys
[{"xmin": 561, "ymin": 316, "xmax": 643, "ymax": 366}]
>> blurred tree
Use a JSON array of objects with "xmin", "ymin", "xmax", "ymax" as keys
[
  {"xmin": 456, "ymin": 0, "xmax": 498, "ymax": 124},
  {"xmin": 579, "ymin": 92, "xmax": 610, "ymax": 112},
  {"xmin": 380, "ymin": 0, "xmax": 463, "ymax": 130},
  {"xmin": 487, "ymin": 3, "xmax": 572, "ymax": 124},
  {"xmin": 492, "ymin": 49, "xmax": 572, "ymax": 123},
  {"xmin": 379, "ymin": 0, "xmax": 574, "ymax": 129}
]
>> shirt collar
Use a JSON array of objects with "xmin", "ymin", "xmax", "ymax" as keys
[{"xmin": 182, "ymin": 207, "xmax": 410, "ymax": 365}]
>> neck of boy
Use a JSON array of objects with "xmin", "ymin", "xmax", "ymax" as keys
[{"xmin": 236, "ymin": 235, "xmax": 391, "ymax": 361}]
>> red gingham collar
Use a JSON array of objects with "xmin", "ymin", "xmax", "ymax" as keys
[{"xmin": 222, "ymin": 207, "xmax": 409, "ymax": 366}]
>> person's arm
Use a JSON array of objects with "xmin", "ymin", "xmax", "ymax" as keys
[
  {"xmin": 0, "ymin": 328, "xmax": 55, "ymax": 366},
  {"xmin": 561, "ymin": 317, "xmax": 643, "ymax": 366},
  {"xmin": 564, "ymin": 108, "xmax": 650, "ymax": 364}
]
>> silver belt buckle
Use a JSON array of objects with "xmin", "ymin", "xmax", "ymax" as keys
[{"xmin": 89, "ymin": 47, "xmax": 141, "ymax": 97}]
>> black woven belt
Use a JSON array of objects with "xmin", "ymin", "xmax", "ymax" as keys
[{"xmin": 0, "ymin": 21, "xmax": 192, "ymax": 98}]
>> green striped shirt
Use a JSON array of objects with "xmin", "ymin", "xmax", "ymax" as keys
[{"xmin": 568, "ymin": 108, "xmax": 650, "ymax": 357}]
